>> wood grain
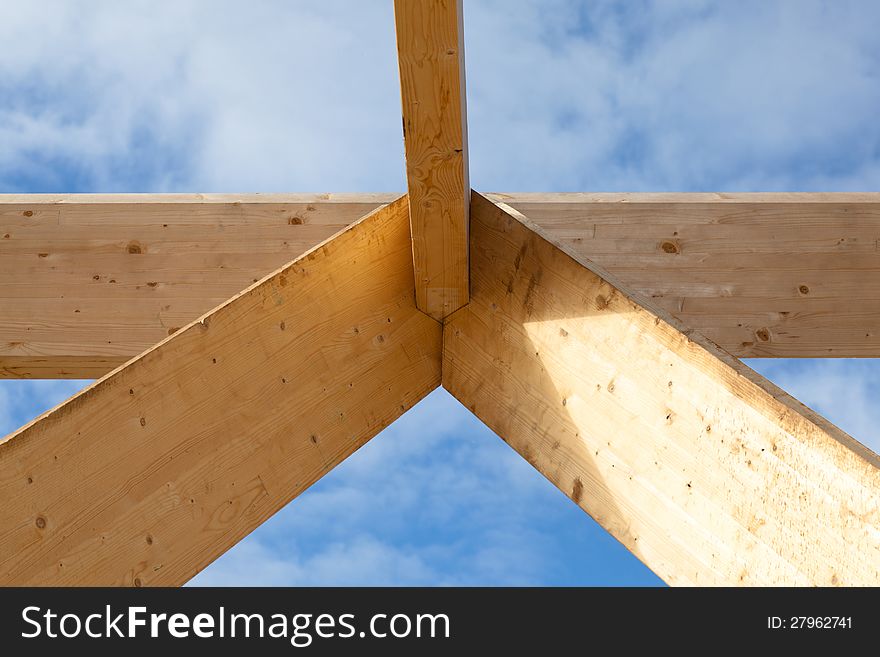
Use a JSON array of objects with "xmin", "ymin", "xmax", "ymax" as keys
[
  {"xmin": 489, "ymin": 192, "xmax": 880, "ymax": 357},
  {"xmin": 444, "ymin": 193, "xmax": 880, "ymax": 585},
  {"xmin": 395, "ymin": 0, "xmax": 469, "ymax": 320},
  {"xmin": 0, "ymin": 196, "xmax": 441, "ymax": 585},
  {"xmin": 0, "ymin": 194, "xmax": 395, "ymax": 378}
]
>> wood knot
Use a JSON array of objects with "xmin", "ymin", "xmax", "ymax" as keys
[
  {"xmin": 287, "ymin": 216, "xmax": 304, "ymax": 225},
  {"xmin": 660, "ymin": 240, "xmax": 680, "ymax": 254},
  {"xmin": 127, "ymin": 241, "xmax": 142, "ymax": 254},
  {"xmin": 23, "ymin": 210, "xmax": 33, "ymax": 217},
  {"xmin": 139, "ymin": 417, "xmax": 146, "ymax": 427},
  {"xmin": 755, "ymin": 327, "xmax": 771, "ymax": 342},
  {"xmin": 798, "ymin": 284, "xmax": 810, "ymax": 295},
  {"xmin": 571, "ymin": 478, "xmax": 584, "ymax": 504},
  {"xmin": 35, "ymin": 515, "xmax": 46, "ymax": 529}
]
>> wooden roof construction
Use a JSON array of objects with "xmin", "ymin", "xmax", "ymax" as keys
[{"xmin": 0, "ymin": 0, "xmax": 877, "ymax": 586}]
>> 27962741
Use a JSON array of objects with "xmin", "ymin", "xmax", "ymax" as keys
[{"xmin": 768, "ymin": 617, "xmax": 852, "ymax": 630}]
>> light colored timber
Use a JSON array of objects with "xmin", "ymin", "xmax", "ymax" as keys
[
  {"xmin": 0, "ymin": 194, "xmax": 396, "ymax": 378},
  {"xmin": 444, "ymin": 193, "xmax": 880, "ymax": 585},
  {"xmin": 8, "ymin": 191, "xmax": 875, "ymax": 376},
  {"xmin": 488, "ymin": 192, "xmax": 880, "ymax": 357},
  {"xmin": 394, "ymin": 0, "xmax": 470, "ymax": 320},
  {"xmin": 0, "ymin": 196, "xmax": 441, "ymax": 585}
]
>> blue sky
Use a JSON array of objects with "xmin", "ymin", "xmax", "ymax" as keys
[{"xmin": 1, "ymin": 0, "xmax": 879, "ymax": 585}]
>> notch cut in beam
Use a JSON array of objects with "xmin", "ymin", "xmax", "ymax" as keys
[
  {"xmin": 0, "ymin": 196, "xmax": 441, "ymax": 585},
  {"xmin": 0, "ymin": 194, "xmax": 396, "ymax": 378},
  {"xmin": 394, "ymin": 0, "xmax": 470, "ymax": 320},
  {"xmin": 444, "ymin": 193, "xmax": 880, "ymax": 585},
  {"xmin": 489, "ymin": 192, "xmax": 880, "ymax": 358}
]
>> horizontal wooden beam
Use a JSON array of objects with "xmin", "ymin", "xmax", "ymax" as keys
[
  {"xmin": 444, "ymin": 193, "xmax": 880, "ymax": 585},
  {"xmin": 6, "ymin": 191, "xmax": 879, "ymax": 376},
  {"xmin": 0, "ymin": 194, "xmax": 395, "ymax": 378},
  {"xmin": 488, "ymin": 192, "xmax": 880, "ymax": 357},
  {"xmin": 395, "ymin": 0, "xmax": 470, "ymax": 320},
  {"xmin": 0, "ymin": 196, "xmax": 441, "ymax": 585}
]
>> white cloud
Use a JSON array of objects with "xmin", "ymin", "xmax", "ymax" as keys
[
  {"xmin": 0, "ymin": 0, "xmax": 403, "ymax": 191},
  {"xmin": 192, "ymin": 535, "xmax": 440, "ymax": 587},
  {"xmin": 465, "ymin": 0, "xmax": 880, "ymax": 191},
  {"xmin": 3, "ymin": 1, "xmax": 878, "ymax": 193}
]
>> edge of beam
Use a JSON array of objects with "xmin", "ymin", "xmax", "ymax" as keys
[
  {"xmin": 487, "ymin": 192, "xmax": 880, "ymax": 204},
  {"xmin": 0, "ymin": 193, "xmax": 402, "ymax": 205}
]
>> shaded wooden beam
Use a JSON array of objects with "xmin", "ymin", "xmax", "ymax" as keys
[
  {"xmin": 0, "ymin": 196, "xmax": 441, "ymax": 585},
  {"xmin": 0, "ymin": 194, "xmax": 396, "ymax": 378},
  {"xmin": 488, "ymin": 192, "xmax": 880, "ymax": 357},
  {"xmin": 444, "ymin": 193, "xmax": 880, "ymax": 585},
  {"xmin": 394, "ymin": 0, "xmax": 470, "ymax": 320}
]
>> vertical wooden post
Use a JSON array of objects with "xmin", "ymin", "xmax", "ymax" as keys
[{"xmin": 394, "ymin": 0, "xmax": 470, "ymax": 320}]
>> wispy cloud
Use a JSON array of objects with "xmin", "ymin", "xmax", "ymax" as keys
[
  {"xmin": 466, "ymin": 0, "xmax": 880, "ymax": 190},
  {"xmin": 0, "ymin": 0, "xmax": 403, "ymax": 192},
  {"xmin": 3, "ymin": 1, "xmax": 878, "ymax": 194}
]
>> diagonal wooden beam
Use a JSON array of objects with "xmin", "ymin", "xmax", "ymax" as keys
[
  {"xmin": 394, "ymin": 0, "xmax": 470, "ymax": 321},
  {"xmin": 0, "ymin": 194, "xmax": 396, "ymax": 379},
  {"xmin": 0, "ymin": 196, "xmax": 441, "ymax": 585},
  {"xmin": 444, "ymin": 193, "xmax": 880, "ymax": 585},
  {"xmin": 489, "ymin": 192, "xmax": 880, "ymax": 358}
]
